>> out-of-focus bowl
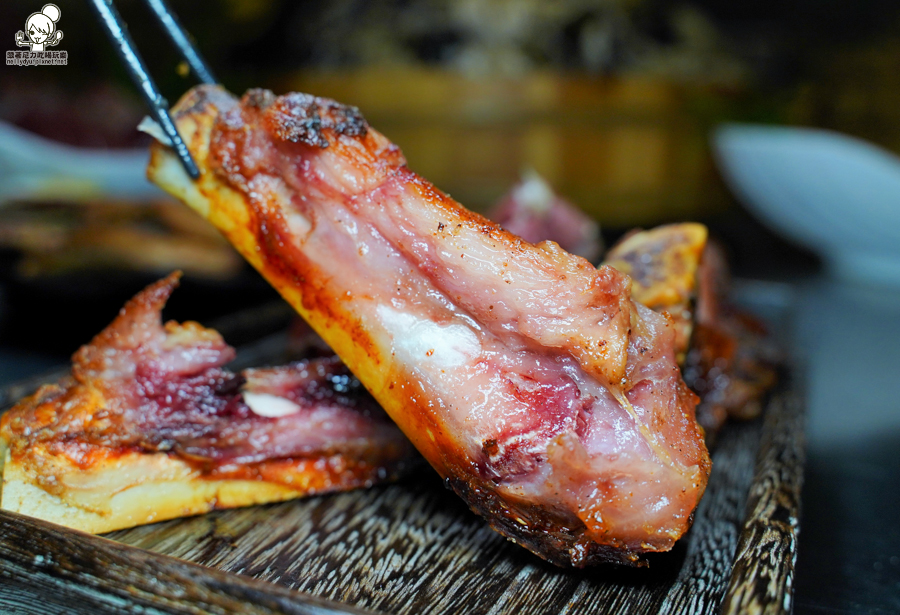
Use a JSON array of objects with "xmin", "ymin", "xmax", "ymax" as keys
[
  {"xmin": 0, "ymin": 120, "xmax": 159, "ymax": 206},
  {"xmin": 713, "ymin": 123, "xmax": 900, "ymax": 285}
]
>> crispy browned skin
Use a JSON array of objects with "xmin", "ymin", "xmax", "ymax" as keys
[
  {"xmin": 148, "ymin": 87, "xmax": 710, "ymax": 567},
  {"xmin": 604, "ymin": 223, "xmax": 708, "ymax": 362}
]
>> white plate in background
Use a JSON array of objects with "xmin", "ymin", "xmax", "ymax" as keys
[{"xmin": 714, "ymin": 123, "xmax": 900, "ymax": 286}]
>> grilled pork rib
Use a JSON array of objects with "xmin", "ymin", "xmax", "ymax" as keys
[
  {"xmin": 148, "ymin": 86, "xmax": 710, "ymax": 567},
  {"xmin": 1, "ymin": 273, "xmax": 413, "ymax": 495}
]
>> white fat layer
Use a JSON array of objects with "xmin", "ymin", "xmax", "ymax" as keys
[
  {"xmin": 137, "ymin": 116, "xmax": 173, "ymax": 146},
  {"xmin": 376, "ymin": 305, "xmax": 482, "ymax": 369},
  {"xmin": 242, "ymin": 392, "xmax": 302, "ymax": 418},
  {"xmin": 287, "ymin": 211, "xmax": 312, "ymax": 239}
]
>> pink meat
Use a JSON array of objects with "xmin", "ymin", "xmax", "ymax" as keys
[
  {"xmin": 155, "ymin": 86, "xmax": 711, "ymax": 567},
  {"xmin": 65, "ymin": 273, "xmax": 412, "ymax": 466}
]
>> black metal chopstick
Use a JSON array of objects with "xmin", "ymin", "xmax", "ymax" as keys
[
  {"xmin": 144, "ymin": 0, "xmax": 217, "ymax": 85},
  {"xmin": 87, "ymin": 0, "xmax": 218, "ymax": 179}
]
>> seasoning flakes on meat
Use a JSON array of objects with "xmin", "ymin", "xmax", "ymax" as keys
[{"xmin": 148, "ymin": 86, "xmax": 711, "ymax": 567}]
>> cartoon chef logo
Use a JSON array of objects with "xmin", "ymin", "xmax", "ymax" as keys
[{"xmin": 16, "ymin": 4, "xmax": 64, "ymax": 52}]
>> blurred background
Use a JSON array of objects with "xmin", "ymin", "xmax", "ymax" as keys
[
  {"xmin": 1, "ymin": 1, "xmax": 900, "ymax": 612},
  {"xmin": 6, "ymin": 0, "xmax": 898, "ymax": 354}
]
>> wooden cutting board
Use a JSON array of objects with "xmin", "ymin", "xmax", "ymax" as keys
[{"xmin": 0, "ymin": 302, "xmax": 803, "ymax": 615}]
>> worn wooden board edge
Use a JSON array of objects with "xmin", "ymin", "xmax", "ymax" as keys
[
  {"xmin": 720, "ymin": 380, "xmax": 805, "ymax": 615},
  {"xmin": 0, "ymin": 508, "xmax": 381, "ymax": 615}
]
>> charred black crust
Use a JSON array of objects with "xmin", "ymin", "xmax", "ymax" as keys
[
  {"xmin": 259, "ymin": 90, "xmax": 368, "ymax": 149},
  {"xmin": 321, "ymin": 99, "xmax": 368, "ymax": 138},
  {"xmin": 445, "ymin": 475, "xmax": 647, "ymax": 568}
]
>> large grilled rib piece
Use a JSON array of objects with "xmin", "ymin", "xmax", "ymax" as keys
[{"xmin": 147, "ymin": 86, "xmax": 710, "ymax": 567}]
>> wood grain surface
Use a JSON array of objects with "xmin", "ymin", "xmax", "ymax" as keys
[
  {"xmin": 107, "ymin": 409, "xmax": 769, "ymax": 615},
  {"xmin": 0, "ymin": 306, "xmax": 805, "ymax": 615},
  {"xmin": 721, "ymin": 390, "xmax": 805, "ymax": 614},
  {"xmin": 0, "ymin": 510, "xmax": 378, "ymax": 615}
]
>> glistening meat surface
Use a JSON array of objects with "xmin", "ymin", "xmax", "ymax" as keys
[{"xmin": 148, "ymin": 86, "xmax": 711, "ymax": 567}]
